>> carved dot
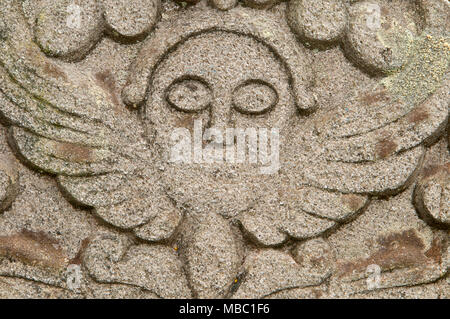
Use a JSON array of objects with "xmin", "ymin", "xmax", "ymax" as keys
[
  {"xmin": 166, "ymin": 78, "xmax": 212, "ymax": 113},
  {"xmin": 103, "ymin": 0, "xmax": 161, "ymax": 39},
  {"xmin": 344, "ymin": 0, "xmax": 421, "ymax": 75},
  {"xmin": 34, "ymin": 0, "xmax": 103, "ymax": 61},
  {"xmin": 287, "ymin": 0, "xmax": 348, "ymax": 44},
  {"xmin": 233, "ymin": 80, "xmax": 278, "ymax": 115}
]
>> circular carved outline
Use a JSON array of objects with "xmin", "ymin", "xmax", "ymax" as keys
[
  {"xmin": 164, "ymin": 75, "xmax": 213, "ymax": 113},
  {"xmin": 232, "ymin": 79, "xmax": 279, "ymax": 115}
]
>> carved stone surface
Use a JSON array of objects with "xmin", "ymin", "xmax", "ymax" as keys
[{"xmin": 0, "ymin": 0, "xmax": 448, "ymax": 299}]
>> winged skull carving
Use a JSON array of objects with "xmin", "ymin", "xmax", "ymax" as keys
[{"xmin": 0, "ymin": 0, "xmax": 448, "ymax": 298}]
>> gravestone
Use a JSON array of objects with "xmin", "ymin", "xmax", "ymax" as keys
[{"xmin": 0, "ymin": 0, "xmax": 448, "ymax": 299}]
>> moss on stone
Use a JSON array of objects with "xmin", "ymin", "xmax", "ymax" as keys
[{"xmin": 382, "ymin": 33, "xmax": 449, "ymax": 106}]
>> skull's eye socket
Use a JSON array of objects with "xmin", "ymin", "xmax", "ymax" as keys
[
  {"xmin": 232, "ymin": 80, "xmax": 278, "ymax": 115},
  {"xmin": 166, "ymin": 77, "xmax": 212, "ymax": 113}
]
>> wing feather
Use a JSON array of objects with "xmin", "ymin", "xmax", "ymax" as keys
[
  {"xmin": 284, "ymin": 33, "xmax": 448, "ymax": 195},
  {"xmin": 0, "ymin": 2, "xmax": 177, "ymax": 238}
]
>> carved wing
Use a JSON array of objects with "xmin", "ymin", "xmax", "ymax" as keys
[
  {"xmin": 297, "ymin": 33, "xmax": 449, "ymax": 194},
  {"xmin": 0, "ymin": 2, "xmax": 179, "ymax": 240},
  {"xmin": 236, "ymin": 14, "xmax": 448, "ymax": 297},
  {"xmin": 240, "ymin": 20, "xmax": 449, "ymax": 246}
]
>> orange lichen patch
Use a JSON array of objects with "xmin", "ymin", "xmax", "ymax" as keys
[
  {"xmin": 337, "ymin": 229, "xmax": 442, "ymax": 278},
  {"xmin": 421, "ymin": 163, "xmax": 450, "ymax": 179},
  {"xmin": 42, "ymin": 62, "xmax": 67, "ymax": 82},
  {"xmin": 95, "ymin": 70, "xmax": 120, "ymax": 107},
  {"xmin": 424, "ymin": 238, "xmax": 443, "ymax": 264},
  {"xmin": 422, "ymin": 164, "xmax": 442, "ymax": 178},
  {"xmin": 0, "ymin": 229, "xmax": 69, "ymax": 270},
  {"xmin": 378, "ymin": 229, "xmax": 425, "ymax": 250},
  {"xmin": 407, "ymin": 106, "xmax": 429, "ymax": 124},
  {"xmin": 341, "ymin": 194, "xmax": 365, "ymax": 212},
  {"xmin": 55, "ymin": 142, "xmax": 93, "ymax": 163},
  {"xmin": 359, "ymin": 90, "xmax": 389, "ymax": 106},
  {"xmin": 375, "ymin": 137, "xmax": 397, "ymax": 159},
  {"xmin": 20, "ymin": 229, "xmax": 60, "ymax": 246},
  {"xmin": 176, "ymin": 114, "xmax": 196, "ymax": 130},
  {"xmin": 69, "ymin": 238, "xmax": 91, "ymax": 265}
]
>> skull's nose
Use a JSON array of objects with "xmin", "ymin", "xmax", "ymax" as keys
[
  {"xmin": 208, "ymin": 96, "xmax": 233, "ymax": 129},
  {"xmin": 206, "ymin": 95, "xmax": 233, "ymax": 144}
]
